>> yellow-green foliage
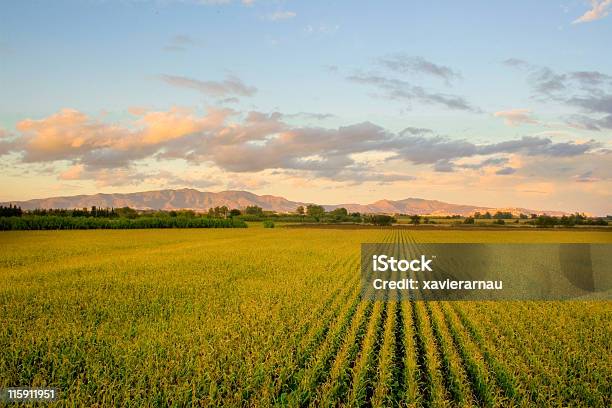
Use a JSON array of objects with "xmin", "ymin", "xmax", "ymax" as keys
[{"xmin": 1, "ymin": 229, "xmax": 611, "ymax": 406}]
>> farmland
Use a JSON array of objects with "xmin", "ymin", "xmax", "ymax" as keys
[{"xmin": 1, "ymin": 228, "xmax": 611, "ymax": 407}]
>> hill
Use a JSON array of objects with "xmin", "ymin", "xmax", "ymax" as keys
[{"xmin": 1, "ymin": 189, "xmax": 568, "ymax": 216}]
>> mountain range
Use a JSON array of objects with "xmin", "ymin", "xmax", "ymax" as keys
[{"xmin": 1, "ymin": 189, "xmax": 569, "ymax": 216}]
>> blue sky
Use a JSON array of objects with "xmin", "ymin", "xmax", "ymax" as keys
[{"xmin": 1, "ymin": 1, "xmax": 611, "ymax": 214}]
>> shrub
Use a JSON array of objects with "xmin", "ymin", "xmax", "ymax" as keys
[
  {"xmin": 0, "ymin": 216, "xmax": 247, "ymax": 230},
  {"xmin": 263, "ymin": 220, "xmax": 275, "ymax": 228},
  {"xmin": 364, "ymin": 215, "xmax": 395, "ymax": 226}
]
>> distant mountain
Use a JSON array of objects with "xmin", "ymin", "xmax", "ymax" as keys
[
  {"xmin": 1, "ymin": 189, "xmax": 304, "ymax": 213},
  {"xmin": 325, "ymin": 198, "xmax": 568, "ymax": 217},
  {"xmin": 1, "ymin": 188, "xmax": 568, "ymax": 216}
]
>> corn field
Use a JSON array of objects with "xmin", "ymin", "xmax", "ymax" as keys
[{"xmin": 1, "ymin": 228, "xmax": 610, "ymax": 406}]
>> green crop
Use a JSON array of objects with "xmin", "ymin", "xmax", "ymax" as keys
[{"xmin": 1, "ymin": 228, "xmax": 610, "ymax": 406}]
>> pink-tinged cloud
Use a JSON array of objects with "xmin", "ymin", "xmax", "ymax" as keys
[
  {"xmin": 494, "ymin": 109, "xmax": 539, "ymax": 126},
  {"xmin": 14, "ymin": 107, "xmax": 233, "ymax": 165},
  {"xmin": 573, "ymin": 0, "xmax": 612, "ymax": 23},
  {"xmin": 59, "ymin": 164, "xmax": 85, "ymax": 180},
  {"xmin": 3, "ymin": 107, "xmax": 603, "ymax": 187}
]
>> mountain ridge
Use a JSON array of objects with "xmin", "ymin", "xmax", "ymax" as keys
[{"xmin": 1, "ymin": 188, "xmax": 572, "ymax": 216}]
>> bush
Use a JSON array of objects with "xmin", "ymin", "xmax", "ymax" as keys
[
  {"xmin": 0, "ymin": 216, "xmax": 248, "ymax": 230},
  {"xmin": 364, "ymin": 215, "xmax": 395, "ymax": 226},
  {"xmin": 263, "ymin": 220, "xmax": 275, "ymax": 228}
]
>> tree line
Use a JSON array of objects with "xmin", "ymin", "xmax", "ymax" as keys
[
  {"xmin": 0, "ymin": 216, "xmax": 246, "ymax": 231},
  {"xmin": 237, "ymin": 204, "xmax": 396, "ymax": 226},
  {"xmin": 531, "ymin": 213, "xmax": 608, "ymax": 227},
  {"xmin": 3, "ymin": 203, "xmax": 606, "ymax": 230},
  {"xmin": 0, "ymin": 205, "xmax": 248, "ymax": 230}
]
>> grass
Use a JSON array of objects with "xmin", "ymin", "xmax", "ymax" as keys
[{"xmin": 1, "ymin": 228, "xmax": 611, "ymax": 406}]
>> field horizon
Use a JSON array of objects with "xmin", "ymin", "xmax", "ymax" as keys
[{"xmin": 0, "ymin": 188, "xmax": 582, "ymax": 217}]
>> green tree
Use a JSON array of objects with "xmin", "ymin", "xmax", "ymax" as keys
[
  {"xmin": 330, "ymin": 207, "xmax": 348, "ymax": 216},
  {"xmin": 116, "ymin": 207, "xmax": 138, "ymax": 219},
  {"xmin": 367, "ymin": 214, "xmax": 395, "ymax": 226},
  {"xmin": 306, "ymin": 204, "xmax": 325, "ymax": 221},
  {"xmin": 245, "ymin": 205, "xmax": 264, "ymax": 216}
]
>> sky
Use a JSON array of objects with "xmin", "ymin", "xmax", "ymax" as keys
[{"xmin": 0, "ymin": 0, "xmax": 611, "ymax": 214}]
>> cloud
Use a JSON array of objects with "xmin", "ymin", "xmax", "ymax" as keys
[
  {"xmin": 477, "ymin": 136, "xmax": 596, "ymax": 157},
  {"xmin": 568, "ymin": 71, "xmax": 612, "ymax": 87},
  {"xmin": 566, "ymin": 113, "xmax": 612, "ymax": 130},
  {"xmin": 282, "ymin": 112, "xmax": 336, "ymax": 120},
  {"xmin": 564, "ymin": 86, "xmax": 612, "ymax": 130},
  {"xmin": 2, "ymin": 108, "xmax": 603, "ymax": 186},
  {"xmin": 518, "ymin": 65, "xmax": 612, "ymax": 98},
  {"xmin": 194, "ymin": 0, "xmax": 232, "ymax": 4},
  {"xmin": 458, "ymin": 157, "xmax": 510, "ymax": 170},
  {"xmin": 378, "ymin": 55, "xmax": 461, "ymax": 84},
  {"xmin": 13, "ymin": 107, "xmax": 231, "ymax": 166},
  {"xmin": 304, "ymin": 24, "xmax": 339, "ymax": 35},
  {"xmin": 159, "ymin": 74, "xmax": 257, "ymax": 97},
  {"xmin": 0, "ymin": 128, "xmax": 18, "ymax": 155},
  {"xmin": 506, "ymin": 61, "xmax": 612, "ymax": 92},
  {"xmin": 528, "ymin": 67, "xmax": 568, "ymax": 96},
  {"xmin": 506, "ymin": 61, "xmax": 612, "ymax": 130},
  {"xmin": 399, "ymin": 127, "xmax": 434, "ymax": 136},
  {"xmin": 433, "ymin": 160, "xmax": 455, "ymax": 172},
  {"xmin": 496, "ymin": 167, "xmax": 517, "ymax": 175},
  {"xmin": 574, "ymin": 170, "xmax": 600, "ymax": 182},
  {"xmin": 502, "ymin": 58, "xmax": 529, "ymax": 68},
  {"xmin": 171, "ymin": 0, "xmax": 257, "ymax": 6},
  {"xmin": 265, "ymin": 11, "xmax": 297, "ymax": 21},
  {"xmin": 573, "ymin": 0, "xmax": 612, "ymax": 23},
  {"xmin": 567, "ymin": 93, "xmax": 612, "ymax": 113},
  {"xmin": 348, "ymin": 74, "xmax": 480, "ymax": 112},
  {"xmin": 391, "ymin": 135, "xmax": 598, "ymax": 174},
  {"xmin": 59, "ymin": 164, "xmax": 85, "ymax": 180},
  {"xmin": 518, "ymin": 150, "xmax": 611, "ymax": 185},
  {"xmin": 494, "ymin": 109, "xmax": 539, "ymax": 126},
  {"xmin": 163, "ymin": 35, "xmax": 203, "ymax": 52}
]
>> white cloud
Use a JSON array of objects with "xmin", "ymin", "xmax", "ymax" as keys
[
  {"xmin": 573, "ymin": 0, "xmax": 612, "ymax": 23},
  {"xmin": 159, "ymin": 74, "xmax": 257, "ymax": 98},
  {"xmin": 494, "ymin": 109, "xmax": 539, "ymax": 126},
  {"xmin": 266, "ymin": 11, "xmax": 297, "ymax": 21}
]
